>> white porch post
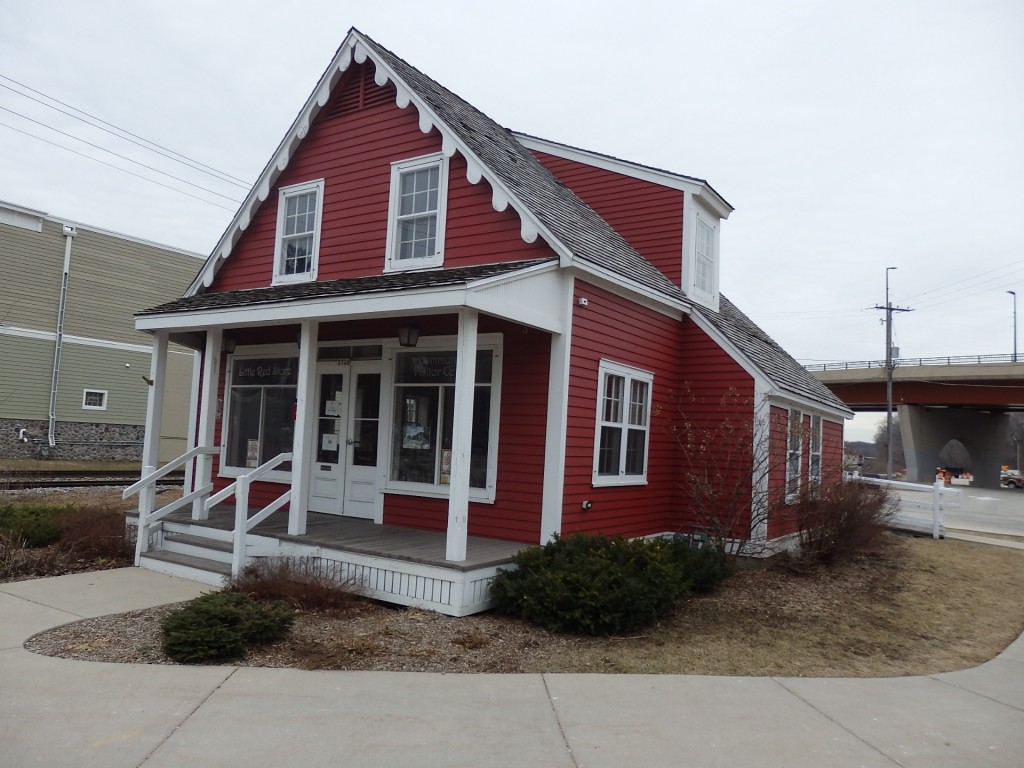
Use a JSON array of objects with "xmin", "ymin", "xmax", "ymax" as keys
[
  {"xmin": 192, "ymin": 329, "xmax": 222, "ymax": 520},
  {"xmin": 446, "ymin": 309, "xmax": 478, "ymax": 561},
  {"xmin": 182, "ymin": 351, "xmax": 201, "ymax": 494},
  {"xmin": 540, "ymin": 330, "xmax": 571, "ymax": 543},
  {"xmin": 139, "ymin": 331, "xmax": 168, "ymax": 519},
  {"xmin": 289, "ymin": 320, "xmax": 318, "ymax": 535}
]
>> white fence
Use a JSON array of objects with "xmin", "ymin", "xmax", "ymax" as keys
[{"xmin": 849, "ymin": 476, "xmax": 962, "ymax": 539}]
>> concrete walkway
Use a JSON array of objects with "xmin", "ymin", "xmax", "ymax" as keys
[{"xmin": 1, "ymin": 568, "xmax": 1022, "ymax": 768}]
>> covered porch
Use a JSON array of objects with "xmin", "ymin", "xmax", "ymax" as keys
[
  {"xmin": 125, "ymin": 260, "xmax": 573, "ymax": 614},
  {"xmin": 130, "ymin": 505, "xmax": 526, "ymax": 616}
]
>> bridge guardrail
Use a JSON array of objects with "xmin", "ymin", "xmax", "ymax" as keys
[{"xmin": 806, "ymin": 353, "xmax": 1020, "ymax": 372}]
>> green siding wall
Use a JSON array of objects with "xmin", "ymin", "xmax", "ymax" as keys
[{"xmin": 0, "ymin": 334, "xmax": 53, "ymax": 417}]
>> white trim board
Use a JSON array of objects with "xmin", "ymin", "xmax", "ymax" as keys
[{"xmin": 0, "ymin": 324, "xmax": 195, "ymax": 356}]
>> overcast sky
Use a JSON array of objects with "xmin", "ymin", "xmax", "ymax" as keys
[{"xmin": 2, "ymin": 1, "xmax": 1022, "ymax": 441}]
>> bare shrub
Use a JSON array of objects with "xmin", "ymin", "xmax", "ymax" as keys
[
  {"xmin": 226, "ymin": 557, "xmax": 363, "ymax": 613},
  {"xmin": 0, "ymin": 532, "xmax": 63, "ymax": 581},
  {"xmin": 788, "ymin": 481, "xmax": 896, "ymax": 571},
  {"xmin": 57, "ymin": 504, "xmax": 133, "ymax": 561}
]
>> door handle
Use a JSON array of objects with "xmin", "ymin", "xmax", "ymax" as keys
[{"xmin": 346, "ymin": 438, "xmax": 356, "ymax": 445}]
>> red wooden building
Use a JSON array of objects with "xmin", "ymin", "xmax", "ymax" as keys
[{"xmin": 127, "ymin": 29, "xmax": 851, "ymax": 615}]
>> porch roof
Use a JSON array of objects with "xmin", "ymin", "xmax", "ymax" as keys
[{"xmin": 135, "ymin": 258, "xmax": 566, "ymax": 334}]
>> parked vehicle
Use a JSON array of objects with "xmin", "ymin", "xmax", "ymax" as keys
[{"xmin": 1001, "ymin": 471, "xmax": 1023, "ymax": 489}]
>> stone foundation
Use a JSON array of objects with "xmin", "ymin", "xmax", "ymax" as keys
[{"xmin": 0, "ymin": 418, "xmax": 144, "ymax": 462}]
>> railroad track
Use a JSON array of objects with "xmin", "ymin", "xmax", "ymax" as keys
[{"xmin": 2, "ymin": 470, "xmax": 185, "ymax": 491}]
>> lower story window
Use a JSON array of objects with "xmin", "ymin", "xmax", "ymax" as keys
[
  {"xmin": 390, "ymin": 349, "xmax": 493, "ymax": 489},
  {"xmin": 225, "ymin": 357, "xmax": 297, "ymax": 470},
  {"xmin": 593, "ymin": 360, "xmax": 652, "ymax": 485},
  {"xmin": 786, "ymin": 408, "xmax": 802, "ymax": 502}
]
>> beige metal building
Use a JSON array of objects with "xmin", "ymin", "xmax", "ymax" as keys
[{"xmin": 0, "ymin": 200, "xmax": 202, "ymax": 463}]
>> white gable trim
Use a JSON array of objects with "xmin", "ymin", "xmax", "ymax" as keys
[
  {"xmin": 187, "ymin": 30, "xmax": 576, "ymax": 297},
  {"xmin": 513, "ymin": 134, "xmax": 733, "ymax": 220}
]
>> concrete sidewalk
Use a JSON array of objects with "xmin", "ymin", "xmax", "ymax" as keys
[{"xmin": 2, "ymin": 568, "xmax": 1022, "ymax": 767}]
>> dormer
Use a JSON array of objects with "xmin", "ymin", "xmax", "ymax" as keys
[{"xmin": 514, "ymin": 134, "xmax": 733, "ymax": 312}]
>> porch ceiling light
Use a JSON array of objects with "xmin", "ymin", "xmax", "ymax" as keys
[{"xmin": 398, "ymin": 322, "xmax": 420, "ymax": 348}]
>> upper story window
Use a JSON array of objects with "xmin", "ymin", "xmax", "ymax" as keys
[
  {"xmin": 593, "ymin": 360, "xmax": 652, "ymax": 486},
  {"xmin": 684, "ymin": 195, "xmax": 720, "ymax": 308},
  {"xmin": 695, "ymin": 218, "xmax": 715, "ymax": 295},
  {"xmin": 385, "ymin": 154, "xmax": 448, "ymax": 271},
  {"xmin": 273, "ymin": 180, "xmax": 324, "ymax": 285}
]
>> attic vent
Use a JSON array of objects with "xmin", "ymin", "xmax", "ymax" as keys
[{"xmin": 328, "ymin": 62, "xmax": 397, "ymax": 119}]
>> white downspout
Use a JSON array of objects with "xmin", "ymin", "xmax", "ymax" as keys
[{"xmin": 48, "ymin": 224, "xmax": 76, "ymax": 448}]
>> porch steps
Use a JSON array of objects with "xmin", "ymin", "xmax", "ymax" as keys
[{"xmin": 138, "ymin": 524, "xmax": 234, "ymax": 587}]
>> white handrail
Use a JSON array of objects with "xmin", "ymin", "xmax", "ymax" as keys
[
  {"xmin": 230, "ymin": 453, "xmax": 293, "ymax": 576},
  {"xmin": 122, "ymin": 445, "xmax": 218, "ymax": 499},
  {"xmin": 849, "ymin": 475, "xmax": 958, "ymax": 539}
]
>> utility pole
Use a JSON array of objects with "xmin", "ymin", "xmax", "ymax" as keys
[
  {"xmin": 1009, "ymin": 290, "xmax": 1018, "ymax": 362},
  {"xmin": 876, "ymin": 267, "xmax": 913, "ymax": 480}
]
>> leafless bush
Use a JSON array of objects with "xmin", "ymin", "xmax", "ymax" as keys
[
  {"xmin": 787, "ymin": 481, "xmax": 896, "ymax": 571},
  {"xmin": 226, "ymin": 557, "xmax": 364, "ymax": 613},
  {"xmin": 0, "ymin": 532, "xmax": 63, "ymax": 581},
  {"xmin": 57, "ymin": 504, "xmax": 134, "ymax": 561}
]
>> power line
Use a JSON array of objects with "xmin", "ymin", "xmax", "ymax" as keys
[
  {"xmin": 0, "ymin": 103, "xmax": 243, "ymax": 204},
  {"xmin": 0, "ymin": 118, "xmax": 238, "ymax": 212},
  {"xmin": 0, "ymin": 74, "xmax": 251, "ymax": 187}
]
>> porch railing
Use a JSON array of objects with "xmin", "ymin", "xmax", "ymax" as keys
[
  {"xmin": 123, "ymin": 446, "xmax": 218, "ymax": 566},
  {"xmin": 123, "ymin": 448, "xmax": 293, "ymax": 576}
]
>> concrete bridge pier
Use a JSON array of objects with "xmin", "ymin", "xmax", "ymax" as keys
[{"xmin": 899, "ymin": 405, "xmax": 1009, "ymax": 489}]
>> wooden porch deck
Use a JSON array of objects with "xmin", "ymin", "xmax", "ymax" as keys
[{"xmin": 158, "ymin": 507, "xmax": 527, "ymax": 572}]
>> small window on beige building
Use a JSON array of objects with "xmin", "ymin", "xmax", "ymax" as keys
[{"xmin": 82, "ymin": 390, "xmax": 108, "ymax": 410}]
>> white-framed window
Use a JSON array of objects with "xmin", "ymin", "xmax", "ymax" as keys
[
  {"xmin": 785, "ymin": 408, "xmax": 802, "ymax": 502},
  {"xmin": 385, "ymin": 153, "xmax": 448, "ymax": 271},
  {"xmin": 82, "ymin": 389, "xmax": 107, "ymax": 410},
  {"xmin": 222, "ymin": 354, "xmax": 298, "ymax": 474},
  {"xmin": 272, "ymin": 179, "xmax": 324, "ymax": 285},
  {"xmin": 809, "ymin": 414, "xmax": 823, "ymax": 493},
  {"xmin": 593, "ymin": 361, "xmax": 652, "ymax": 486},
  {"xmin": 386, "ymin": 340, "xmax": 500, "ymax": 501},
  {"xmin": 695, "ymin": 216, "xmax": 715, "ymax": 295}
]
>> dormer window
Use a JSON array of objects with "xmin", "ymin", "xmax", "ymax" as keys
[
  {"xmin": 695, "ymin": 218, "xmax": 715, "ymax": 294},
  {"xmin": 684, "ymin": 194, "xmax": 720, "ymax": 308},
  {"xmin": 273, "ymin": 180, "xmax": 323, "ymax": 285},
  {"xmin": 385, "ymin": 153, "xmax": 448, "ymax": 271}
]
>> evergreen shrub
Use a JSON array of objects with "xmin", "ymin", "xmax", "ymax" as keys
[
  {"xmin": 490, "ymin": 533, "xmax": 727, "ymax": 636},
  {"xmin": 161, "ymin": 592, "xmax": 294, "ymax": 664},
  {"xmin": 0, "ymin": 504, "xmax": 66, "ymax": 548}
]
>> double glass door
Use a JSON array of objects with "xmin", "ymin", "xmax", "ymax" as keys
[{"xmin": 307, "ymin": 363, "xmax": 381, "ymax": 518}]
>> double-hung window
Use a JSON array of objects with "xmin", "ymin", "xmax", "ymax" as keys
[
  {"xmin": 385, "ymin": 154, "xmax": 448, "ymax": 271},
  {"xmin": 785, "ymin": 408, "xmax": 802, "ymax": 502},
  {"xmin": 695, "ymin": 217, "xmax": 715, "ymax": 295},
  {"xmin": 809, "ymin": 414, "xmax": 823, "ymax": 493},
  {"xmin": 593, "ymin": 361, "xmax": 653, "ymax": 486},
  {"xmin": 273, "ymin": 180, "xmax": 323, "ymax": 284}
]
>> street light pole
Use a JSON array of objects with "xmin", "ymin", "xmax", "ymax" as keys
[{"xmin": 1009, "ymin": 290, "xmax": 1018, "ymax": 362}]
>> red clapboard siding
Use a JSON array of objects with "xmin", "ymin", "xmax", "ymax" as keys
[
  {"xmin": 767, "ymin": 405, "xmax": 796, "ymax": 538},
  {"xmin": 673, "ymin": 317, "xmax": 756, "ymax": 538},
  {"xmin": 822, "ymin": 419, "xmax": 844, "ymax": 485},
  {"xmin": 562, "ymin": 282, "xmax": 684, "ymax": 539},
  {"xmin": 383, "ymin": 319, "xmax": 549, "ymax": 543},
  {"xmin": 211, "ymin": 62, "xmax": 552, "ymax": 293},
  {"xmin": 531, "ymin": 150, "xmax": 684, "ymax": 286}
]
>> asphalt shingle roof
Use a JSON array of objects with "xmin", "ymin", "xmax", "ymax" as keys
[
  {"xmin": 139, "ymin": 259, "xmax": 553, "ymax": 316},
  {"xmin": 695, "ymin": 296, "xmax": 851, "ymax": 413},
  {"xmin": 359, "ymin": 32, "xmax": 686, "ymax": 303}
]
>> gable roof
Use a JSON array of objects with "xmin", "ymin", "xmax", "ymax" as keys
[
  {"xmin": 187, "ymin": 28, "xmax": 689, "ymax": 307},
  {"xmin": 694, "ymin": 296, "xmax": 853, "ymax": 416}
]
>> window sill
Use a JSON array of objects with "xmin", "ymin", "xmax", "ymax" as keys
[
  {"xmin": 271, "ymin": 272, "xmax": 315, "ymax": 287},
  {"xmin": 383, "ymin": 483, "xmax": 496, "ymax": 505},
  {"xmin": 592, "ymin": 476, "xmax": 648, "ymax": 488},
  {"xmin": 384, "ymin": 257, "xmax": 444, "ymax": 273}
]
